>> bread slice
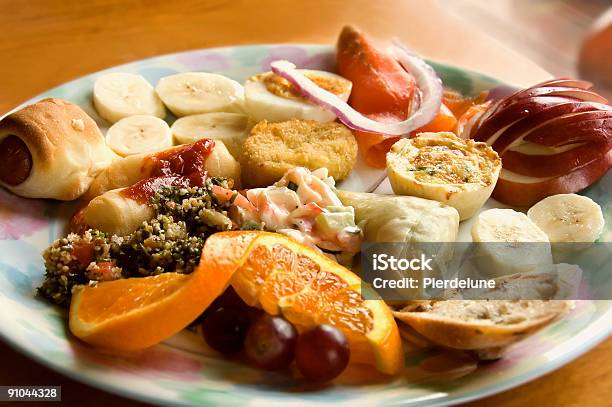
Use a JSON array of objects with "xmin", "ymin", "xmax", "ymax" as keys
[
  {"xmin": 393, "ymin": 300, "xmax": 572, "ymax": 351},
  {"xmin": 396, "ymin": 317, "xmax": 509, "ymax": 360},
  {"xmin": 392, "ymin": 265, "xmax": 579, "ymax": 352},
  {"xmin": 441, "ymin": 264, "xmax": 582, "ymax": 301}
]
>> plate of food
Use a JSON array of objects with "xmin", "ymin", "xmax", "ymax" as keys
[{"xmin": 0, "ymin": 25, "xmax": 610, "ymax": 406}]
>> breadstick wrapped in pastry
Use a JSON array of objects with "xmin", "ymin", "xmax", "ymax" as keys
[
  {"xmin": 84, "ymin": 139, "xmax": 240, "ymax": 200},
  {"xmin": 0, "ymin": 98, "xmax": 116, "ymax": 200},
  {"xmin": 81, "ymin": 165, "xmax": 231, "ymax": 235},
  {"xmin": 82, "ymin": 188, "xmax": 155, "ymax": 236}
]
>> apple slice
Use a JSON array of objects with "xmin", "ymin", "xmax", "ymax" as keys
[
  {"xmin": 506, "ymin": 86, "xmax": 608, "ymax": 105},
  {"xmin": 471, "ymin": 96, "xmax": 568, "ymax": 143},
  {"xmin": 525, "ymin": 78, "xmax": 593, "ymax": 89},
  {"xmin": 485, "ymin": 78, "xmax": 597, "ymax": 119},
  {"xmin": 524, "ymin": 111, "xmax": 612, "ymax": 146},
  {"xmin": 493, "ymin": 149, "xmax": 612, "ymax": 207},
  {"xmin": 502, "ymin": 141, "xmax": 610, "ymax": 177},
  {"xmin": 490, "ymin": 101, "xmax": 609, "ymax": 154}
]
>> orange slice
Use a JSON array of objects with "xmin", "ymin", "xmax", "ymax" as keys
[
  {"xmin": 207, "ymin": 231, "xmax": 404, "ymax": 375},
  {"xmin": 70, "ymin": 230, "xmax": 403, "ymax": 376},
  {"xmin": 68, "ymin": 238, "xmax": 244, "ymax": 350}
]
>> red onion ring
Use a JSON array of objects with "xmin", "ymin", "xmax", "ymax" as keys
[{"xmin": 269, "ymin": 43, "xmax": 442, "ymax": 136}]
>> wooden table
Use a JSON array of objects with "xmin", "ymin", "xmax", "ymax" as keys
[{"xmin": 0, "ymin": 1, "xmax": 610, "ymax": 406}]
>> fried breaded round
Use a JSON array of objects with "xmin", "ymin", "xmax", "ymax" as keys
[{"xmin": 240, "ymin": 119, "xmax": 358, "ymax": 187}]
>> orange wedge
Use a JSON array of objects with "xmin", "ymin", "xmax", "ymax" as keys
[
  {"xmin": 68, "ymin": 244, "xmax": 241, "ymax": 350},
  {"xmin": 206, "ymin": 231, "xmax": 404, "ymax": 375}
]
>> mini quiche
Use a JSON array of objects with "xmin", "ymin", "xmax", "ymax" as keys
[{"xmin": 386, "ymin": 132, "xmax": 501, "ymax": 220}]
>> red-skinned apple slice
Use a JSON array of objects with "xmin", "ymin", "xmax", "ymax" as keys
[
  {"xmin": 471, "ymin": 96, "xmax": 571, "ymax": 143},
  {"xmin": 501, "ymin": 141, "xmax": 610, "ymax": 177},
  {"xmin": 492, "ymin": 149, "xmax": 612, "ymax": 207},
  {"xmin": 495, "ymin": 78, "xmax": 591, "ymax": 104},
  {"xmin": 487, "ymin": 101, "xmax": 607, "ymax": 153},
  {"xmin": 525, "ymin": 78, "xmax": 593, "ymax": 90},
  {"xmin": 506, "ymin": 87, "xmax": 608, "ymax": 104},
  {"xmin": 485, "ymin": 79, "xmax": 596, "ymax": 120},
  {"xmin": 524, "ymin": 112, "xmax": 612, "ymax": 146}
]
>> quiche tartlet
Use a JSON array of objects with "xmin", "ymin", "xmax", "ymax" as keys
[{"xmin": 386, "ymin": 132, "xmax": 501, "ymax": 220}]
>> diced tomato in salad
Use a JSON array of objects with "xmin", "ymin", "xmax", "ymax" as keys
[
  {"xmin": 72, "ymin": 242, "xmax": 94, "ymax": 267},
  {"xmin": 95, "ymin": 261, "xmax": 116, "ymax": 278}
]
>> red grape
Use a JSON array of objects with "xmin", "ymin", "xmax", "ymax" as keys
[
  {"xmin": 295, "ymin": 324, "xmax": 350, "ymax": 382},
  {"xmin": 244, "ymin": 314, "xmax": 298, "ymax": 370},
  {"xmin": 201, "ymin": 306, "xmax": 250, "ymax": 355},
  {"xmin": 207, "ymin": 287, "xmax": 246, "ymax": 313}
]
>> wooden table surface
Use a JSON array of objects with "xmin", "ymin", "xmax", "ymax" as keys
[{"xmin": 0, "ymin": 1, "xmax": 609, "ymax": 406}]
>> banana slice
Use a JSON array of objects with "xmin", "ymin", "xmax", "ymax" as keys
[
  {"xmin": 93, "ymin": 73, "xmax": 166, "ymax": 123},
  {"xmin": 171, "ymin": 112, "xmax": 251, "ymax": 159},
  {"xmin": 244, "ymin": 70, "xmax": 352, "ymax": 123},
  {"xmin": 105, "ymin": 115, "xmax": 173, "ymax": 157},
  {"xmin": 527, "ymin": 194, "xmax": 604, "ymax": 243},
  {"xmin": 155, "ymin": 72, "xmax": 244, "ymax": 117},
  {"xmin": 471, "ymin": 208, "xmax": 553, "ymax": 277}
]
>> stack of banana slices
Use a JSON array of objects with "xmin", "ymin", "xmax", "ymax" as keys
[
  {"xmin": 92, "ymin": 68, "xmax": 350, "ymax": 158},
  {"xmin": 92, "ymin": 71, "xmax": 250, "ymax": 158},
  {"xmin": 470, "ymin": 194, "xmax": 604, "ymax": 278}
]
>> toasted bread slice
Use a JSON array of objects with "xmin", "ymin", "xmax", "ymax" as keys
[
  {"xmin": 397, "ymin": 319, "xmax": 510, "ymax": 360},
  {"xmin": 393, "ymin": 265, "xmax": 578, "ymax": 351},
  {"xmin": 393, "ymin": 300, "xmax": 572, "ymax": 350}
]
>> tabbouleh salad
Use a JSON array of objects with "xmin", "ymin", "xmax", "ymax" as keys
[{"xmin": 39, "ymin": 177, "xmax": 262, "ymax": 306}]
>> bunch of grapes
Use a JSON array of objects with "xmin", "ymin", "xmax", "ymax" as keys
[{"xmin": 201, "ymin": 288, "xmax": 351, "ymax": 383}]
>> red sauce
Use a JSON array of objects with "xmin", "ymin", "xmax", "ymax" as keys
[
  {"xmin": 120, "ymin": 139, "xmax": 215, "ymax": 203},
  {"xmin": 69, "ymin": 207, "xmax": 88, "ymax": 235},
  {"xmin": 0, "ymin": 135, "xmax": 32, "ymax": 186},
  {"xmin": 145, "ymin": 138, "xmax": 215, "ymax": 178}
]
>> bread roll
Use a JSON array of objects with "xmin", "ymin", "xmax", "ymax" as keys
[
  {"xmin": 0, "ymin": 98, "xmax": 116, "ymax": 200},
  {"xmin": 84, "ymin": 140, "xmax": 240, "ymax": 200},
  {"xmin": 83, "ymin": 188, "xmax": 154, "ymax": 236}
]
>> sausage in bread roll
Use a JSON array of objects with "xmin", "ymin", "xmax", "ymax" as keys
[{"xmin": 0, "ymin": 98, "xmax": 116, "ymax": 200}]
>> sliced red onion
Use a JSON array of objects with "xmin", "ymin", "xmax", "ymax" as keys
[{"xmin": 269, "ymin": 43, "xmax": 442, "ymax": 136}]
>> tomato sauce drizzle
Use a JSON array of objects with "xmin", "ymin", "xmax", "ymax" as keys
[{"xmin": 120, "ymin": 139, "xmax": 215, "ymax": 203}]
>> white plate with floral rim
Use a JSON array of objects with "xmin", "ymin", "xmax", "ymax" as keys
[{"xmin": 0, "ymin": 44, "xmax": 610, "ymax": 406}]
